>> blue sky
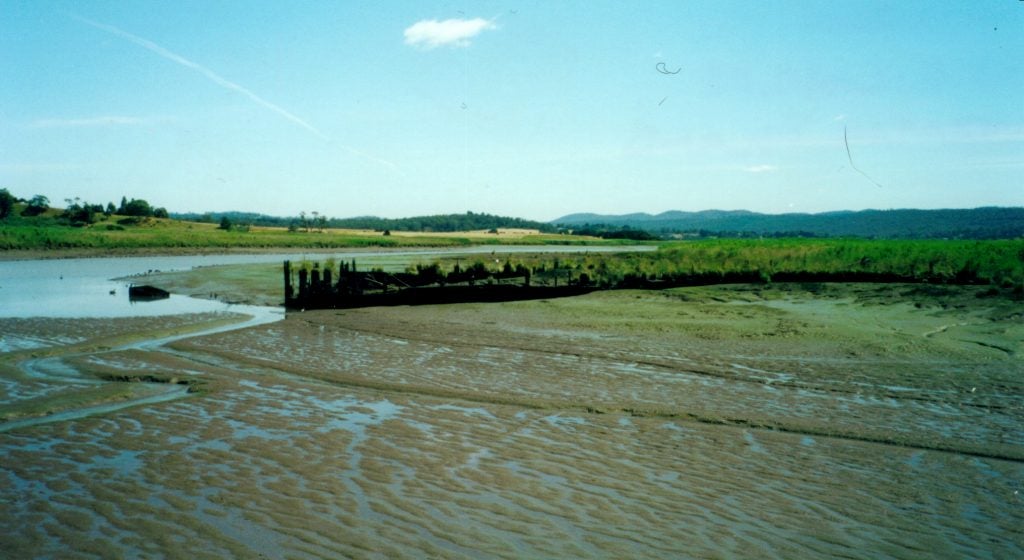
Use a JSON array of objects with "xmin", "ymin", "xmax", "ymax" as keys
[{"xmin": 2, "ymin": 1, "xmax": 1022, "ymax": 221}]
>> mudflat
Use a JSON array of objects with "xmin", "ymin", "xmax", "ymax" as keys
[{"xmin": 1, "ymin": 283, "xmax": 1021, "ymax": 558}]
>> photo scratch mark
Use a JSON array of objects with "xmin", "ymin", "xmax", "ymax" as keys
[
  {"xmin": 655, "ymin": 62, "xmax": 681, "ymax": 75},
  {"xmin": 844, "ymin": 126, "xmax": 884, "ymax": 188}
]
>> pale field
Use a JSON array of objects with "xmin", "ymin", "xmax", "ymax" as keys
[
  {"xmin": 382, "ymin": 228, "xmax": 544, "ymax": 238},
  {"xmin": 1, "ymin": 284, "xmax": 1022, "ymax": 558},
  {"xmin": 247, "ymin": 226, "xmax": 550, "ymax": 239}
]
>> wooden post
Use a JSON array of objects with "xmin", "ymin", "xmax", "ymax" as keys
[{"xmin": 284, "ymin": 260, "xmax": 293, "ymax": 301}]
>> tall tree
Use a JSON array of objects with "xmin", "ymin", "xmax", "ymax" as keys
[
  {"xmin": 0, "ymin": 188, "xmax": 14, "ymax": 219},
  {"xmin": 22, "ymin": 194, "xmax": 49, "ymax": 216},
  {"xmin": 122, "ymin": 198, "xmax": 153, "ymax": 217}
]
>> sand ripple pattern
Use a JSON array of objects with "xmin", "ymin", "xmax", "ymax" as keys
[{"xmin": 2, "ymin": 286, "xmax": 1022, "ymax": 558}]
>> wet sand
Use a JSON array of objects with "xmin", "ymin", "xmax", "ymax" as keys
[{"xmin": 1, "ymin": 283, "xmax": 1022, "ymax": 558}]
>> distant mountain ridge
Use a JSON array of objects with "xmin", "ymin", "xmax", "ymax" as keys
[{"xmin": 553, "ymin": 208, "xmax": 1024, "ymax": 239}]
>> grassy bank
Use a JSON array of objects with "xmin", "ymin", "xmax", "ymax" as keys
[
  {"xmin": 510, "ymin": 238, "xmax": 1024, "ymax": 290},
  {"xmin": 0, "ymin": 216, "xmax": 604, "ymax": 255},
  {"xmin": 614, "ymin": 237, "xmax": 1024, "ymax": 286},
  {"xmin": 382, "ymin": 238, "xmax": 1024, "ymax": 293}
]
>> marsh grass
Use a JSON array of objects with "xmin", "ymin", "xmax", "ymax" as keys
[{"xmin": 515, "ymin": 238, "xmax": 1024, "ymax": 288}]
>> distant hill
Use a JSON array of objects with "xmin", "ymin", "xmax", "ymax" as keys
[
  {"xmin": 327, "ymin": 212, "xmax": 557, "ymax": 233},
  {"xmin": 171, "ymin": 211, "xmax": 557, "ymax": 234},
  {"xmin": 553, "ymin": 208, "xmax": 1024, "ymax": 239}
]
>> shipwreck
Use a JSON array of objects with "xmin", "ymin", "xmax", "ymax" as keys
[{"xmin": 283, "ymin": 259, "xmax": 593, "ymax": 310}]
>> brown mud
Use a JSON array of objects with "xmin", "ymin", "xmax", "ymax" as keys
[
  {"xmin": 1, "ymin": 283, "xmax": 1022, "ymax": 558},
  {"xmin": 0, "ymin": 313, "xmax": 248, "ymax": 421}
]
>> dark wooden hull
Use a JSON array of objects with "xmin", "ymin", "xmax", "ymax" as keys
[
  {"xmin": 128, "ymin": 285, "xmax": 170, "ymax": 301},
  {"xmin": 287, "ymin": 285, "xmax": 593, "ymax": 310}
]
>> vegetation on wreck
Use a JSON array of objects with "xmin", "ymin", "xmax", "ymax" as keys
[{"xmin": 285, "ymin": 257, "xmax": 596, "ymax": 309}]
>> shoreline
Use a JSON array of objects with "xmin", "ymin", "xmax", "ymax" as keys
[
  {"xmin": 0, "ymin": 242, "xmax": 650, "ymax": 262},
  {"xmin": 0, "ymin": 245, "xmax": 447, "ymax": 262}
]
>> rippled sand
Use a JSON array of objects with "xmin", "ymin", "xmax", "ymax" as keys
[{"xmin": 1, "ymin": 284, "xmax": 1022, "ymax": 558}]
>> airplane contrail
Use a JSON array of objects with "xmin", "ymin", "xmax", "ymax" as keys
[{"xmin": 71, "ymin": 14, "xmax": 399, "ymax": 170}]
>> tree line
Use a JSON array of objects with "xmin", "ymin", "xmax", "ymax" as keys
[
  {"xmin": 0, "ymin": 189, "xmax": 168, "ymax": 225},
  {"xmin": 174, "ymin": 210, "xmax": 558, "ymax": 234}
]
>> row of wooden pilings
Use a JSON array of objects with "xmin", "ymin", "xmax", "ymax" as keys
[{"xmin": 284, "ymin": 259, "xmax": 350, "ymax": 305}]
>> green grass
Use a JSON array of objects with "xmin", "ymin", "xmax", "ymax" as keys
[
  {"xmin": 0, "ymin": 218, "xmax": 471, "ymax": 251},
  {"xmin": 0, "ymin": 213, "xmax": 626, "ymax": 252},
  {"xmin": 442, "ymin": 238, "xmax": 1024, "ymax": 290},
  {"xmin": 659, "ymin": 239, "xmax": 1022, "ymax": 290},
  {"xmin": 651, "ymin": 238, "xmax": 1024, "ymax": 286}
]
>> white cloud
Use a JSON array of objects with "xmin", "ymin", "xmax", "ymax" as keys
[
  {"xmin": 30, "ymin": 115, "xmax": 171, "ymax": 128},
  {"xmin": 404, "ymin": 18, "xmax": 496, "ymax": 49},
  {"xmin": 744, "ymin": 164, "xmax": 778, "ymax": 173}
]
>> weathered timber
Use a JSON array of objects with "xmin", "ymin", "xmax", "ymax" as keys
[
  {"xmin": 284, "ymin": 260, "xmax": 590, "ymax": 310},
  {"xmin": 283, "ymin": 257, "xmax": 991, "ymax": 311}
]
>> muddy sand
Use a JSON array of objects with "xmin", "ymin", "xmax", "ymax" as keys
[{"xmin": 1, "ymin": 283, "xmax": 1021, "ymax": 558}]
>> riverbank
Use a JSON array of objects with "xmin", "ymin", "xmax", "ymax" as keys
[
  {"xmin": 0, "ymin": 216, "xmax": 611, "ymax": 258},
  {"xmin": 0, "ymin": 244, "xmax": 488, "ymax": 262}
]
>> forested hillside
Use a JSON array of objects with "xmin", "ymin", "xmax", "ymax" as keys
[
  {"xmin": 554, "ymin": 208, "xmax": 1024, "ymax": 239},
  {"xmin": 172, "ymin": 211, "xmax": 557, "ymax": 233}
]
